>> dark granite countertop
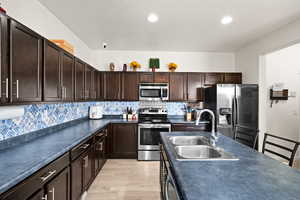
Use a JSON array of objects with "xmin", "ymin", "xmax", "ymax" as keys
[
  {"xmin": 160, "ymin": 131, "xmax": 300, "ymax": 200},
  {"xmin": 0, "ymin": 118, "xmax": 137, "ymax": 195}
]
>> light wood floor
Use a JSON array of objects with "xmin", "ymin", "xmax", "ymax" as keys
[{"xmin": 85, "ymin": 159, "xmax": 161, "ymax": 200}]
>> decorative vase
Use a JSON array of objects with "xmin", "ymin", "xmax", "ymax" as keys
[
  {"xmin": 123, "ymin": 64, "xmax": 127, "ymax": 71},
  {"xmin": 152, "ymin": 68, "xmax": 155, "ymax": 72},
  {"xmin": 109, "ymin": 62, "xmax": 115, "ymax": 71},
  {"xmin": 170, "ymin": 68, "xmax": 176, "ymax": 72},
  {"xmin": 133, "ymin": 68, "xmax": 137, "ymax": 72}
]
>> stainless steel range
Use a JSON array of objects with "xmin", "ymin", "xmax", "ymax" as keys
[{"xmin": 138, "ymin": 108, "xmax": 171, "ymax": 161}]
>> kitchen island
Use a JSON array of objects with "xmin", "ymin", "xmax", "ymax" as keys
[{"xmin": 160, "ymin": 131, "xmax": 300, "ymax": 200}]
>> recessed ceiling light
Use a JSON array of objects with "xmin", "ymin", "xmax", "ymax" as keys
[
  {"xmin": 147, "ymin": 13, "xmax": 159, "ymax": 23},
  {"xmin": 221, "ymin": 16, "xmax": 233, "ymax": 25}
]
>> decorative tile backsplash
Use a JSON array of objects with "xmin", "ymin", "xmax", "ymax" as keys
[{"xmin": 0, "ymin": 101, "xmax": 186, "ymax": 141}]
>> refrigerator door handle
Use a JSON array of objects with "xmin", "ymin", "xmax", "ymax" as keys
[
  {"xmin": 232, "ymin": 98, "xmax": 235, "ymax": 128},
  {"xmin": 235, "ymin": 97, "xmax": 238, "ymax": 126}
]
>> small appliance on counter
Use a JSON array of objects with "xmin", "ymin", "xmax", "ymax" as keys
[{"xmin": 89, "ymin": 106, "xmax": 103, "ymax": 119}]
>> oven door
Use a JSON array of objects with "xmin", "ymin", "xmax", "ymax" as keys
[{"xmin": 138, "ymin": 124, "xmax": 171, "ymax": 150}]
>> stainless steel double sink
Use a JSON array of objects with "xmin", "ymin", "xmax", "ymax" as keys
[{"xmin": 168, "ymin": 136, "xmax": 238, "ymax": 161}]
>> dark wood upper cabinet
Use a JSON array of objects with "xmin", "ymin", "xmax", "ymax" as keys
[
  {"xmin": 43, "ymin": 40, "xmax": 61, "ymax": 101},
  {"xmin": 154, "ymin": 72, "xmax": 169, "ymax": 83},
  {"xmin": 84, "ymin": 65, "xmax": 94, "ymax": 100},
  {"xmin": 74, "ymin": 59, "xmax": 85, "ymax": 101},
  {"xmin": 122, "ymin": 72, "xmax": 139, "ymax": 101},
  {"xmin": 10, "ymin": 20, "xmax": 42, "ymax": 103},
  {"xmin": 45, "ymin": 167, "xmax": 70, "ymax": 200},
  {"xmin": 61, "ymin": 51, "xmax": 74, "ymax": 101},
  {"xmin": 139, "ymin": 72, "xmax": 153, "ymax": 83},
  {"xmin": 0, "ymin": 14, "xmax": 8, "ymax": 104},
  {"xmin": 96, "ymin": 71, "xmax": 103, "ymax": 100},
  {"xmin": 104, "ymin": 72, "xmax": 121, "ymax": 100},
  {"xmin": 204, "ymin": 73, "xmax": 224, "ymax": 86},
  {"xmin": 187, "ymin": 73, "xmax": 204, "ymax": 102},
  {"xmin": 223, "ymin": 73, "xmax": 242, "ymax": 84},
  {"xmin": 111, "ymin": 123, "xmax": 137, "ymax": 158},
  {"xmin": 169, "ymin": 72, "xmax": 187, "ymax": 101}
]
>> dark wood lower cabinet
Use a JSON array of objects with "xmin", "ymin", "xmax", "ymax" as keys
[
  {"xmin": 172, "ymin": 123, "xmax": 209, "ymax": 132},
  {"xmin": 71, "ymin": 156, "xmax": 83, "ymax": 200},
  {"xmin": 108, "ymin": 123, "xmax": 137, "ymax": 159},
  {"xmin": 27, "ymin": 190, "xmax": 43, "ymax": 200},
  {"xmin": 45, "ymin": 167, "xmax": 70, "ymax": 200}
]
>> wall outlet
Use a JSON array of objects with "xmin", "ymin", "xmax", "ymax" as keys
[{"xmin": 289, "ymin": 91, "xmax": 296, "ymax": 97}]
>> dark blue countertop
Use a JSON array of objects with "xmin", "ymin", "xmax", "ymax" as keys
[
  {"xmin": 0, "ymin": 118, "xmax": 137, "ymax": 195},
  {"xmin": 160, "ymin": 131, "xmax": 300, "ymax": 200}
]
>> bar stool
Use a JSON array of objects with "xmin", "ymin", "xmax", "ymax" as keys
[
  {"xmin": 234, "ymin": 125, "xmax": 259, "ymax": 149},
  {"xmin": 262, "ymin": 133, "xmax": 300, "ymax": 167}
]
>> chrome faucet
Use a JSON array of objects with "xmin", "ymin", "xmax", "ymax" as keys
[{"xmin": 195, "ymin": 109, "xmax": 218, "ymax": 146}]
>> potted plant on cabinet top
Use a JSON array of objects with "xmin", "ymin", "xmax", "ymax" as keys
[{"xmin": 149, "ymin": 58, "xmax": 160, "ymax": 72}]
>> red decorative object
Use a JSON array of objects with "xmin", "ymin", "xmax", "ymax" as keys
[
  {"xmin": 0, "ymin": 4, "xmax": 6, "ymax": 14},
  {"xmin": 152, "ymin": 68, "xmax": 155, "ymax": 72}
]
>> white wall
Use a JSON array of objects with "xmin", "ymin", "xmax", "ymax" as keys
[
  {"xmin": 262, "ymin": 44, "xmax": 300, "ymax": 159},
  {"xmin": 93, "ymin": 50, "xmax": 236, "ymax": 72},
  {"xmin": 235, "ymin": 17, "xmax": 300, "ymax": 84},
  {"xmin": 1, "ymin": 0, "xmax": 95, "ymax": 65}
]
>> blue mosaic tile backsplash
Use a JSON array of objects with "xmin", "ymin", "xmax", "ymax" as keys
[{"xmin": 0, "ymin": 101, "xmax": 186, "ymax": 141}]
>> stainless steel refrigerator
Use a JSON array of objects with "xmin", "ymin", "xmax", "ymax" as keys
[{"xmin": 204, "ymin": 84, "xmax": 258, "ymax": 138}]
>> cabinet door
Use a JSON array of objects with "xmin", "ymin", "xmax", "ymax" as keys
[
  {"xmin": 10, "ymin": 20, "xmax": 42, "ymax": 102},
  {"xmin": 187, "ymin": 73, "xmax": 204, "ymax": 101},
  {"xmin": 84, "ymin": 65, "xmax": 96, "ymax": 100},
  {"xmin": 83, "ymin": 149, "xmax": 94, "ymax": 190},
  {"xmin": 169, "ymin": 73, "xmax": 187, "ymax": 101},
  {"xmin": 122, "ymin": 72, "xmax": 139, "ymax": 101},
  {"xmin": 112, "ymin": 124, "xmax": 137, "ymax": 158},
  {"xmin": 223, "ymin": 73, "xmax": 242, "ymax": 84},
  {"xmin": 104, "ymin": 72, "xmax": 121, "ymax": 100},
  {"xmin": 27, "ymin": 190, "xmax": 44, "ymax": 200},
  {"xmin": 96, "ymin": 71, "xmax": 104, "ymax": 100},
  {"xmin": 71, "ymin": 156, "xmax": 83, "ymax": 200},
  {"xmin": 74, "ymin": 59, "xmax": 85, "ymax": 101},
  {"xmin": 204, "ymin": 73, "xmax": 224, "ymax": 86},
  {"xmin": 0, "ymin": 14, "xmax": 8, "ymax": 104},
  {"xmin": 61, "ymin": 51, "xmax": 74, "ymax": 101},
  {"xmin": 95, "ymin": 136, "xmax": 106, "ymax": 174},
  {"xmin": 45, "ymin": 167, "xmax": 70, "ymax": 200},
  {"xmin": 43, "ymin": 40, "xmax": 61, "ymax": 101},
  {"xmin": 154, "ymin": 72, "xmax": 169, "ymax": 83},
  {"xmin": 139, "ymin": 72, "xmax": 153, "ymax": 83}
]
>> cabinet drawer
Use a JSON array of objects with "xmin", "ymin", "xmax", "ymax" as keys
[
  {"xmin": 1, "ymin": 153, "xmax": 69, "ymax": 200},
  {"xmin": 71, "ymin": 137, "xmax": 93, "ymax": 161},
  {"xmin": 172, "ymin": 124, "xmax": 208, "ymax": 132}
]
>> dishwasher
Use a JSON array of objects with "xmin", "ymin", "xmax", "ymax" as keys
[{"xmin": 160, "ymin": 145, "xmax": 181, "ymax": 200}]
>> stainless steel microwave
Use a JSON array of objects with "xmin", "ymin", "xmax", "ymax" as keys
[{"xmin": 139, "ymin": 83, "xmax": 169, "ymax": 101}]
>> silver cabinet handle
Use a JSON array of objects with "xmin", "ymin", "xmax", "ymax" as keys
[
  {"xmin": 49, "ymin": 187, "xmax": 55, "ymax": 200},
  {"xmin": 41, "ymin": 194, "xmax": 48, "ymax": 200},
  {"xmin": 61, "ymin": 86, "xmax": 64, "ymax": 99},
  {"xmin": 64, "ymin": 87, "xmax": 67, "ymax": 98},
  {"xmin": 5, "ymin": 78, "xmax": 8, "ymax": 98},
  {"xmin": 40, "ymin": 170, "xmax": 56, "ymax": 182},
  {"xmin": 84, "ymin": 155, "xmax": 89, "ymax": 168},
  {"xmin": 16, "ymin": 80, "xmax": 19, "ymax": 99},
  {"xmin": 80, "ymin": 144, "xmax": 90, "ymax": 149}
]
